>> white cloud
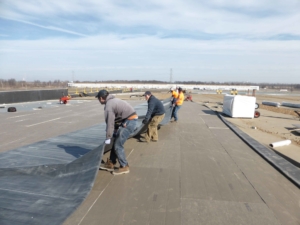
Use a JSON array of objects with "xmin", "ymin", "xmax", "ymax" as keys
[
  {"xmin": 1, "ymin": 0, "xmax": 299, "ymax": 36},
  {"xmin": 1, "ymin": 35, "xmax": 299, "ymax": 76},
  {"xmin": 0, "ymin": 0, "xmax": 299, "ymax": 82}
]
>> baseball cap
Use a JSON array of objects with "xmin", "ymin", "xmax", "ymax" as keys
[
  {"xmin": 143, "ymin": 91, "xmax": 151, "ymax": 96},
  {"xmin": 95, "ymin": 89, "xmax": 109, "ymax": 98}
]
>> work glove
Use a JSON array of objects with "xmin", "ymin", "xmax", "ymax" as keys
[
  {"xmin": 142, "ymin": 119, "xmax": 148, "ymax": 124},
  {"xmin": 105, "ymin": 139, "xmax": 111, "ymax": 144}
]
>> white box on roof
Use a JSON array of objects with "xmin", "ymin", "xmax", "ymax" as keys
[{"xmin": 222, "ymin": 95, "xmax": 256, "ymax": 118}]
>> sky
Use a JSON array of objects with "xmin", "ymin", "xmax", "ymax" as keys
[{"xmin": 0, "ymin": 0, "xmax": 299, "ymax": 83}]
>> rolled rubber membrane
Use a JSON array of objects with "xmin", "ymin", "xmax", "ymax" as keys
[{"xmin": 0, "ymin": 98, "xmax": 172, "ymax": 225}]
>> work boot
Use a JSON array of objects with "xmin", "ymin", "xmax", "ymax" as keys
[
  {"xmin": 99, "ymin": 159, "xmax": 114, "ymax": 172},
  {"xmin": 139, "ymin": 135, "xmax": 150, "ymax": 143},
  {"xmin": 112, "ymin": 165, "xmax": 130, "ymax": 175},
  {"xmin": 141, "ymin": 138, "xmax": 150, "ymax": 143}
]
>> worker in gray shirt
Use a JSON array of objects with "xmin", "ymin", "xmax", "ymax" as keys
[{"xmin": 96, "ymin": 90, "xmax": 138, "ymax": 175}]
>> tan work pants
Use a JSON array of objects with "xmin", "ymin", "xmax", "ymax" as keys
[{"xmin": 145, "ymin": 114, "xmax": 165, "ymax": 141}]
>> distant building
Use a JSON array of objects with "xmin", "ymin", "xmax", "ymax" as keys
[{"xmin": 68, "ymin": 82, "xmax": 260, "ymax": 91}]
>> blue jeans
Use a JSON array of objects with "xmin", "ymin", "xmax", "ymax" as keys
[
  {"xmin": 110, "ymin": 119, "xmax": 137, "ymax": 167},
  {"xmin": 172, "ymin": 105, "xmax": 181, "ymax": 121}
]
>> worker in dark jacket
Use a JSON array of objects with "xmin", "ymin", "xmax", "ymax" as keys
[{"xmin": 142, "ymin": 91, "xmax": 165, "ymax": 142}]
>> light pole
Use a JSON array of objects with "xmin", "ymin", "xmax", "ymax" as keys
[{"xmin": 23, "ymin": 77, "xmax": 27, "ymax": 90}]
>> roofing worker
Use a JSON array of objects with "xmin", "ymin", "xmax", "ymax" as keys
[
  {"xmin": 170, "ymin": 87, "xmax": 178, "ymax": 105},
  {"xmin": 184, "ymin": 92, "xmax": 193, "ymax": 102},
  {"xmin": 96, "ymin": 90, "xmax": 138, "ymax": 175},
  {"xmin": 171, "ymin": 87, "xmax": 184, "ymax": 122},
  {"xmin": 142, "ymin": 91, "xmax": 165, "ymax": 142}
]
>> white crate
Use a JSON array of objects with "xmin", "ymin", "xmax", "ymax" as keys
[{"xmin": 223, "ymin": 95, "xmax": 256, "ymax": 118}]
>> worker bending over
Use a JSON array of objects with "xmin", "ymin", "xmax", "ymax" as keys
[
  {"xmin": 97, "ymin": 90, "xmax": 138, "ymax": 175},
  {"xmin": 142, "ymin": 91, "xmax": 165, "ymax": 142}
]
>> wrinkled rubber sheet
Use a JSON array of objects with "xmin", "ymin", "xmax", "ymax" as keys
[{"xmin": 0, "ymin": 98, "xmax": 172, "ymax": 225}]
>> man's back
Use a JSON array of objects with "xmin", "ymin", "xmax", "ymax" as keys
[
  {"xmin": 145, "ymin": 95, "xmax": 165, "ymax": 121},
  {"xmin": 105, "ymin": 95, "xmax": 135, "ymax": 119}
]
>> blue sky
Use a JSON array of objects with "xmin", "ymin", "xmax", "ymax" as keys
[{"xmin": 0, "ymin": 0, "xmax": 299, "ymax": 83}]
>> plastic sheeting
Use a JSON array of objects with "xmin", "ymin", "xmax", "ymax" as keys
[
  {"xmin": 281, "ymin": 102, "xmax": 300, "ymax": 108},
  {"xmin": 222, "ymin": 95, "xmax": 256, "ymax": 118},
  {"xmin": 270, "ymin": 140, "xmax": 291, "ymax": 148},
  {"xmin": 0, "ymin": 144, "xmax": 105, "ymax": 225},
  {"xmin": 262, "ymin": 101, "xmax": 281, "ymax": 107},
  {"xmin": 0, "ymin": 97, "xmax": 173, "ymax": 225}
]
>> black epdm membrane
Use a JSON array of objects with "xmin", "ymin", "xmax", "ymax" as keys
[
  {"xmin": 0, "ymin": 89, "xmax": 68, "ymax": 104},
  {"xmin": 0, "ymin": 98, "xmax": 173, "ymax": 225}
]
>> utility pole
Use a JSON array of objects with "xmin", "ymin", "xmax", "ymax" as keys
[
  {"xmin": 23, "ymin": 76, "xmax": 27, "ymax": 89},
  {"xmin": 72, "ymin": 71, "xmax": 75, "ymax": 82},
  {"xmin": 170, "ymin": 68, "xmax": 173, "ymax": 83}
]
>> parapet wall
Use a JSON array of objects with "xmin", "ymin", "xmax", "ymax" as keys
[{"xmin": 0, "ymin": 89, "xmax": 68, "ymax": 104}]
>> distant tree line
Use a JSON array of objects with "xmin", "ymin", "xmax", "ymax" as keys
[{"xmin": 0, "ymin": 78, "xmax": 299, "ymax": 90}]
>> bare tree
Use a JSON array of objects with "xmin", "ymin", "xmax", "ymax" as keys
[{"xmin": 8, "ymin": 79, "xmax": 17, "ymax": 87}]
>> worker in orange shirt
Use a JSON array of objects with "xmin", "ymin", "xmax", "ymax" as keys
[
  {"xmin": 171, "ymin": 87, "xmax": 184, "ymax": 122},
  {"xmin": 169, "ymin": 87, "xmax": 178, "ymax": 105}
]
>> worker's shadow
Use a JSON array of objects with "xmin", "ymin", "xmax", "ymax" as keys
[
  {"xmin": 132, "ymin": 134, "xmax": 145, "ymax": 142},
  {"xmin": 132, "ymin": 125, "xmax": 162, "ymax": 142},
  {"xmin": 57, "ymin": 145, "xmax": 90, "ymax": 159},
  {"xmin": 201, "ymin": 110, "xmax": 217, "ymax": 115}
]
